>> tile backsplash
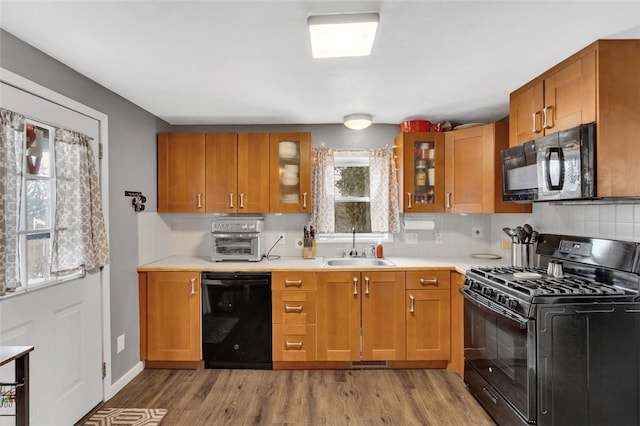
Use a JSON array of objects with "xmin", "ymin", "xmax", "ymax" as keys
[{"xmin": 137, "ymin": 202, "xmax": 640, "ymax": 265}]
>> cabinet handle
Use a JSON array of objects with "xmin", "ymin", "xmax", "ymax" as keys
[
  {"xmin": 407, "ymin": 192, "xmax": 413, "ymax": 209},
  {"xmin": 409, "ymin": 295, "xmax": 415, "ymax": 314},
  {"xmin": 419, "ymin": 277, "xmax": 438, "ymax": 286},
  {"xmin": 284, "ymin": 279, "xmax": 303, "ymax": 287},
  {"xmin": 302, "ymin": 192, "xmax": 308, "ymax": 209},
  {"xmin": 190, "ymin": 277, "xmax": 196, "ymax": 295},
  {"xmin": 196, "ymin": 193, "xmax": 202, "ymax": 209},
  {"xmin": 446, "ymin": 192, "xmax": 452, "ymax": 209},
  {"xmin": 531, "ymin": 111, "xmax": 541, "ymax": 134},
  {"xmin": 364, "ymin": 276, "xmax": 370, "ymax": 296},
  {"xmin": 285, "ymin": 304, "xmax": 303, "ymax": 313},
  {"xmin": 542, "ymin": 106, "xmax": 553, "ymax": 130},
  {"xmin": 285, "ymin": 341, "xmax": 304, "ymax": 350},
  {"xmin": 228, "ymin": 193, "xmax": 234, "ymax": 208},
  {"xmin": 239, "ymin": 193, "xmax": 245, "ymax": 209},
  {"xmin": 353, "ymin": 277, "xmax": 358, "ymax": 296}
]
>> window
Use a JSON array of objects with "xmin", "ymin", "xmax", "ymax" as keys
[{"xmin": 312, "ymin": 147, "xmax": 400, "ymax": 243}]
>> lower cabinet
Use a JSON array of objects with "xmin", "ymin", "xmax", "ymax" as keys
[
  {"xmin": 139, "ymin": 271, "xmax": 202, "ymax": 366},
  {"xmin": 406, "ymin": 270, "xmax": 451, "ymax": 361},
  {"xmin": 316, "ymin": 271, "xmax": 405, "ymax": 361}
]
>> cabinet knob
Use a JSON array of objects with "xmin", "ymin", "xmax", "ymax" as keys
[
  {"xmin": 409, "ymin": 295, "xmax": 415, "ymax": 313},
  {"xmin": 228, "ymin": 193, "xmax": 234, "ymax": 209},
  {"xmin": 196, "ymin": 193, "xmax": 202, "ymax": 209}
]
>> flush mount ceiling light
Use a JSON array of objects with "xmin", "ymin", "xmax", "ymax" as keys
[
  {"xmin": 308, "ymin": 12, "xmax": 379, "ymax": 58},
  {"xmin": 344, "ymin": 114, "xmax": 372, "ymax": 130}
]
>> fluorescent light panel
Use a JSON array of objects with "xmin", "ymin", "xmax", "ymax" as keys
[{"xmin": 308, "ymin": 12, "xmax": 379, "ymax": 58}]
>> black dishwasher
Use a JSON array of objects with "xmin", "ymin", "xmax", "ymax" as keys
[{"xmin": 201, "ymin": 271, "xmax": 272, "ymax": 369}]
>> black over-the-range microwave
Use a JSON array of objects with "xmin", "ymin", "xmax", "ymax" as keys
[{"xmin": 501, "ymin": 122, "xmax": 596, "ymax": 202}]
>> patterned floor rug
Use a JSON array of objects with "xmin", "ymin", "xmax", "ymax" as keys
[{"xmin": 83, "ymin": 408, "xmax": 167, "ymax": 425}]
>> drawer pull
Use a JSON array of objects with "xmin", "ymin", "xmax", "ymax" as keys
[
  {"xmin": 190, "ymin": 277, "xmax": 196, "ymax": 295},
  {"xmin": 196, "ymin": 192, "xmax": 203, "ymax": 209},
  {"xmin": 542, "ymin": 106, "xmax": 554, "ymax": 130},
  {"xmin": 419, "ymin": 278, "xmax": 438, "ymax": 286},
  {"xmin": 285, "ymin": 341, "xmax": 303, "ymax": 349},
  {"xmin": 364, "ymin": 276, "xmax": 370, "ymax": 296},
  {"xmin": 284, "ymin": 279, "xmax": 303, "ymax": 287},
  {"xmin": 285, "ymin": 304, "xmax": 303, "ymax": 313},
  {"xmin": 532, "ymin": 111, "xmax": 541, "ymax": 134},
  {"xmin": 353, "ymin": 277, "xmax": 358, "ymax": 296},
  {"xmin": 302, "ymin": 192, "xmax": 308, "ymax": 209},
  {"xmin": 409, "ymin": 295, "xmax": 415, "ymax": 313}
]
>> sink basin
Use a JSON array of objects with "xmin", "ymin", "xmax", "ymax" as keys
[{"xmin": 324, "ymin": 258, "xmax": 395, "ymax": 267}]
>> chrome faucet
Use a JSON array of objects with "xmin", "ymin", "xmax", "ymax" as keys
[{"xmin": 349, "ymin": 227, "xmax": 358, "ymax": 257}]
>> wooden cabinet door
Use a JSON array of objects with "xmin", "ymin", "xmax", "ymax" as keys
[
  {"xmin": 509, "ymin": 81, "xmax": 544, "ymax": 146},
  {"xmin": 205, "ymin": 132, "xmax": 238, "ymax": 212},
  {"xmin": 361, "ymin": 271, "xmax": 405, "ymax": 361},
  {"xmin": 398, "ymin": 132, "xmax": 445, "ymax": 212},
  {"xmin": 316, "ymin": 271, "xmax": 361, "ymax": 361},
  {"xmin": 237, "ymin": 132, "xmax": 270, "ymax": 212},
  {"xmin": 157, "ymin": 132, "xmax": 206, "ymax": 212},
  {"xmin": 406, "ymin": 289, "xmax": 450, "ymax": 361},
  {"xmin": 146, "ymin": 271, "xmax": 201, "ymax": 361},
  {"xmin": 269, "ymin": 132, "xmax": 312, "ymax": 213},
  {"xmin": 544, "ymin": 50, "xmax": 596, "ymax": 135}
]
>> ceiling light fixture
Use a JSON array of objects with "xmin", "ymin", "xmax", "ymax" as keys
[
  {"xmin": 308, "ymin": 12, "xmax": 379, "ymax": 59},
  {"xmin": 344, "ymin": 114, "xmax": 372, "ymax": 130}
]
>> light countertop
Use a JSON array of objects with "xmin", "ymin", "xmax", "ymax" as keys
[{"xmin": 138, "ymin": 255, "xmax": 509, "ymax": 275}]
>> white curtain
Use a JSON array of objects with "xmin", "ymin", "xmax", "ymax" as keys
[
  {"xmin": 0, "ymin": 109, "xmax": 26, "ymax": 295},
  {"xmin": 369, "ymin": 148, "xmax": 400, "ymax": 233},
  {"xmin": 311, "ymin": 146, "xmax": 335, "ymax": 233},
  {"xmin": 51, "ymin": 128, "xmax": 109, "ymax": 274}
]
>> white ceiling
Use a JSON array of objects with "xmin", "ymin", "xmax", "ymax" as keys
[{"xmin": 1, "ymin": 1, "xmax": 640, "ymax": 126}]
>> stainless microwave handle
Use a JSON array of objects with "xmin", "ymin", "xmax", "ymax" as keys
[
  {"xmin": 545, "ymin": 147, "xmax": 565, "ymax": 190},
  {"xmin": 460, "ymin": 288, "xmax": 529, "ymax": 328}
]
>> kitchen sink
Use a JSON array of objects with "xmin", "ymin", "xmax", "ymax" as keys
[{"xmin": 324, "ymin": 258, "xmax": 395, "ymax": 267}]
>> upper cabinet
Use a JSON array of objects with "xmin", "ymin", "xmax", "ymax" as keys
[
  {"xmin": 158, "ymin": 131, "xmax": 312, "ymax": 213},
  {"xmin": 509, "ymin": 40, "xmax": 640, "ymax": 197},
  {"xmin": 395, "ymin": 132, "xmax": 446, "ymax": 212},
  {"xmin": 205, "ymin": 132, "xmax": 270, "ymax": 213},
  {"xmin": 158, "ymin": 132, "xmax": 206, "ymax": 213},
  {"xmin": 269, "ymin": 132, "xmax": 312, "ymax": 213},
  {"xmin": 444, "ymin": 122, "xmax": 531, "ymax": 214}
]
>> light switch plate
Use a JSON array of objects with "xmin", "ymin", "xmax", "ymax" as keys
[{"xmin": 117, "ymin": 334, "xmax": 125, "ymax": 353}]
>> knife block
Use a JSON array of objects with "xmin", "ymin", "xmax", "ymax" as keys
[{"xmin": 303, "ymin": 240, "xmax": 316, "ymax": 259}]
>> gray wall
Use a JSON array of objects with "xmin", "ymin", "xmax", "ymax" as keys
[{"xmin": 0, "ymin": 29, "xmax": 171, "ymax": 382}]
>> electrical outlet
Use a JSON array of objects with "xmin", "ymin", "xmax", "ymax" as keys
[
  {"xmin": 294, "ymin": 238, "xmax": 303, "ymax": 249},
  {"xmin": 435, "ymin": 232, "xmax": 443, "ymax": 244},
  {"xmin": 278, "ymin": 233, "xmax": 286, "ymax": 246},
  {"xmin": 472, "ymin": 227, "xmax": 484, "ymax": 239},
  {"xmin": 117, "ymin": 334, "xmax": 125, "ymax": 353},
  {"xmin": 405, "ymin": 233, "xmax": 418, "ymax": 245}
]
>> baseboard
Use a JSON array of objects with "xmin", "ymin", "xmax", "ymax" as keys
[{"xmin": 104, "ymin": 361, "xmax": 144, "ymax": 400}]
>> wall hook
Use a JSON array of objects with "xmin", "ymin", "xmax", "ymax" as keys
[{"xmin": 125, "ymin": 190, "xmax": 146, "ymax": 212}]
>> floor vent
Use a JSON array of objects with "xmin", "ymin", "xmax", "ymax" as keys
[{"xmin": 350, "ymin": 361, "xmax": 387, "ymax": 369}]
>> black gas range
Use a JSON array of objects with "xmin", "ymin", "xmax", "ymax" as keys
[{"xmin": 462, "ymin": 233, "xmax": 640, "ymax": 426}]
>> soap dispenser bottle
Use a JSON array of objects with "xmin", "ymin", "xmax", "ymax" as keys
[{"xmin": 375, "ymin": 241, "xmax": 383, "ymax": 258}]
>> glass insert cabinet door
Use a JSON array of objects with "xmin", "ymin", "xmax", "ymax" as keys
[
  {"xmin": 398, "ymin": 132, "xmax": 445, "ymax": 212},
  {"xmin": 269, "ymin": 133, "xmax": 312, "ymax": 213}
]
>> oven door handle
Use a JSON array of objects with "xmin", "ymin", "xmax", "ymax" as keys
[
  {"xmin": 461, "ymin": 288, "xmax": 530, "ymax": 329},
  {"xmin": 212, "ymin": 232, "xmax": 260, "ymax": 238}
]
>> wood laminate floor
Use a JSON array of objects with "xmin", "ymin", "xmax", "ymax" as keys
[{"xmin": 80, "ymin": 368, "xmax": 496, "ymax": 425}]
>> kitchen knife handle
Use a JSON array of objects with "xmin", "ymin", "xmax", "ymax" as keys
[
  {"xmin": 285, "ymin": 341, "xmax": 304, "ymax": 350},
  {"xmin": 302, "ymin": 192, "xmax": 308, "ymax": 209},
  {"xmin": 190, "ymin": 277, "xmax": 196, "ymax": 295},
  {"xmin": 542, "ymin": 106, "xmax": 554, "ymax": 130},
  {"xmin": 228, "ymin": 193, "xmax": 234, "ymax": 208},
  {"xmin": 409, "ymin": 295, "xmax": 415, "ymax": 313},
  {"xmin": 407, "ymin": 192, "xmax": 413, "ymax": 209},
  {"xmin": 196, "ymin": 192, "xmax": 202, "ymax": 209},
  {"xmin": 364, "ymin": 276, "xmax": 370, "ymax": 295},
  {"xmin": 353, "ymin": 277, "xmax": 358, "ymax": 296},
  {"xmin": 239, "ymin": 192, "xmax": 245, "ymax": 209},
  {"xmin": 285, "ymin": 304, "xmax": 303, "ymax": 313},
  {"xmin": 532, "ymin": 111, "xmax": 541, "ymax": 134}
]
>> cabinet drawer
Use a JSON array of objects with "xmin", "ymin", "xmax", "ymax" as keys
[
  {"xmin": 273, "ymin": 324, "xmax": 316, "ymax": 361},
  {"xmin": 272, "ymin": 290, "xmax": 317, "ymax": 324},
  {"xmin": 272, "ymin": 271, "xmax": 317, "ymax": 291},
  {"xmin": 406, "ymin": 270, "xmax": 450, "ymax": 290}
]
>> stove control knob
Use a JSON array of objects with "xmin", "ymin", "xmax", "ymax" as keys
[
  {"xmin": 508, "ymin": 299, "xmax": 519, "ymax": 310},
  {"xmin": 497, "ymin": 294, "xmax": 507, "ymax": 304},
  {"xmin": 481, "ymin": 287, "xmax": 494, "ymax": 297}
]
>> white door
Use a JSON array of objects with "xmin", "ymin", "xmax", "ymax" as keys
[{"xmin": 0, "ymin": 81, "xmax": 104, "ymax": 425}]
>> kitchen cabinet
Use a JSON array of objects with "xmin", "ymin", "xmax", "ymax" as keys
[
  {"xmin": 509, "ymin": 39, "xmax": 640, "ymax": 197},
  {"xmin": 394, "ymin": 132, "xmax": 446, "ymax": 212},
  {"xmin": 157, "ymin": 132, "xmax": 206, "ymax": 212},
  {"xmin": 139, "ymin": 271, "xmax": 202, "ymax": 366},
  {"xmin": 406, "ymin": 270, "xmax": 450, "ymax": 361},
  {"xmin": 272, "ymin": 271, "xmax": 317, "ymax": 363},
  {"xmin": 205, "ymin": 132, "xmax": 270, "ymax": 212},
  {"xmin": 269, "ymin": 132, "xmax": 312, "ymax": 213},
  {"xmin": 444, "ymin": 122, "xmax": 531, "ymax": 214},
  {"xmin": 317, "ymin": 271, "xmax": 405, "ymax": 361}
]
